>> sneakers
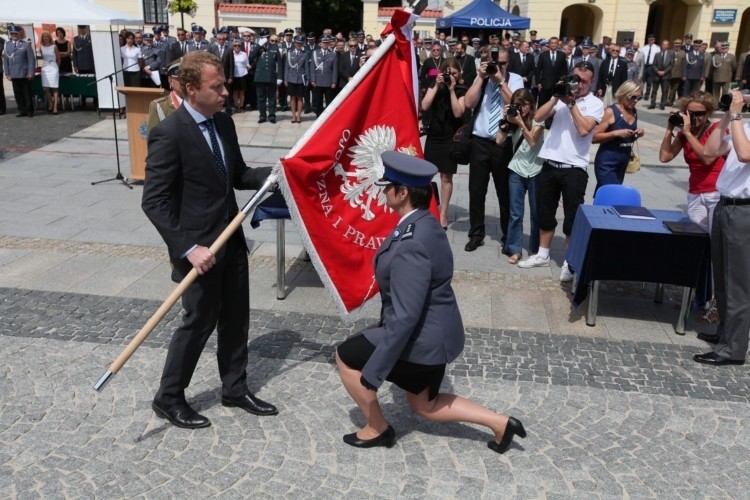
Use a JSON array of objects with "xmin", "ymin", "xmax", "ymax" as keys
[
  {"xmin": 560, "ymin": 260, "xmax": 574, "ymax": 282},
  {"xmin": 517, "ymin": 254, "xmax": 550, "ymax": 268}
]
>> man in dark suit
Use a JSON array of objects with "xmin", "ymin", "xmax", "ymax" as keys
[
  {"xmin": 166, "ymin": 28, "xmax": 187, "ymax": 67},
  {"xmin": 0, "ymin": 36, "xmax": 6, "ymax": 115},
  {"xmin": 508, "ymin": 40, "xmax": 535, "ymax": 88},
  {"xmin": 452, "ymin": 42, "xmax": 477, "ymax": 87},
  {"xmin": 142, "ymin": 51, "xmax": 277, "ymax": 429},
  {"xmin": 649, "ymin": 39, "xmax": 674, "ymax": 109},
  {"xmin": 338, "ymin": 38, "xmax": 360, "ymax": 88},
  {"xmin": 598, "ymin": 44, "xmax": 628, "ymax": 105},
  {"xmin": 535, "ymin": 37, "xmax": 567, "ymax": 107}
]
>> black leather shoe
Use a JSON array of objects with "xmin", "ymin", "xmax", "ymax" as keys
[
  {"xmin": 659, "ymin": 105, "xmax": 665, "ymax": 110},
  {"xmin": 152, "ymin": 401, "xmax": 211, "ymax": 429},
  {"xmin": 693, "ymin": 351, "xmax": 745, "ymax": 366},
  {"xmin": 221, "ymin": 393, "xmax": 279, "ymax": 416},
  {"xmin": 647, "ymin": 104, "xmax": 656, "ymax": 109},
  {"xmin": 488, "ymin": 416, "xmax": 526, "ymax": 454},
  {"xmin": 697, "ymin": 332, "xmax": 720, "ymax": 344},
  {"xmin": 343, "ymin": 425, "xmax": 396, "ymax": 448},
  {"xmin": 258, "ymin": 117, "xmax": 267, "ymax": 123},
  {"xmin": 269, "ymin": 117, "xmax": 277, "ymax": 124},
  {"xmin": 16, "ymin": 113, "xmax": 27, "ymax": 117},
  {"xmin": 464, "ymin": 238, "xmax": 484, "ymax": 252}
]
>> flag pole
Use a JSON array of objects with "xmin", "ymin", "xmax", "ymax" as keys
[
  {"xmin": 286, "ymin": 0, "xmax": 427, "ymax": 158},
  {"xmin": 93, "ymin": 174, "xmax": 278, "ymax": 391}
]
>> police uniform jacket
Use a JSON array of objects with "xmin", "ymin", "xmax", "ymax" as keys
[
  {"xmin": 250, "ymin": 43, "xmax": 282, "ymax": 83},
  {"xmin": 309, "ymin": 48, "xmax": 338, "ymax": 87},
  {"xmin": 284, "ymin": 47, "xmax": 308, "ymax": 85},
  {"xmin": 72, "ymin": 34, "xmax": 95, "ymax": 72},
  {"xmin": 361, "ymin": 209, "xmax": 465, "ymax": 389},
  {"xmin": 141, "ymin": 44, "xmax": 160, "ymax": 72},
  {"xmin": 682, "ymin": 49, "xmax": 705, "ymax": 80},
  {"xmin": 186, "ymin": 39, "xmax": 210, "ymax": 52},
  {"xmin": 2, "ymin": 38, "xmax": 35, "ymax": 78}
]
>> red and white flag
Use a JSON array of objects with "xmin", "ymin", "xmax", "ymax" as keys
[{"xmin": 279, "ymin": 10, "xmax": 433, "ymax": 314}]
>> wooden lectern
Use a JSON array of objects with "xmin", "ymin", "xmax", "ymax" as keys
[{"xmin": 116, "ymin": 86, "xmax": 165, "ymax": 182}]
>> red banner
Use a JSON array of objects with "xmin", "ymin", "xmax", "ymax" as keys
[{"xmin": 280, "ymin": 11, "xmax": 427, "ymax": 314}]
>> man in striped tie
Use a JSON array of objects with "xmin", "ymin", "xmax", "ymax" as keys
[{"xmin": 463, "ymin": 46, "xmax": 524, "ymax": 253}]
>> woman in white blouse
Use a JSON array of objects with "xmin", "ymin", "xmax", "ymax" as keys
[
  {"xmin": 230, "ymin": 41, "xmax": 249, "ymax": 113},
  {"xmin": 120, "ymin": 31, "xmax": 142, "ymax": 87}
]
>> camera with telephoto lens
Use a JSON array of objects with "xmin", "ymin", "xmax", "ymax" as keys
[
  {"xmin": 553, "ymin": 74, "xmax": 580, "ymax": 98},
  {"xmin": 507, "ymin": 103, "xmax": 521, "ymax": 118},
  {"xmin": 668, "ymin": 113, "xmax": 684, "ymax": 128},
  {"xmin": 486, "ymin": 47, "xmax": 500, "ymax": 75}
]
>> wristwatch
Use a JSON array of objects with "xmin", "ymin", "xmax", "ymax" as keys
[
  {"xmin": 567, "ymin": 100, "xmax": 576, "ymax": 109},
  {"xmin": 730, "ymin": 113, "xmax": 743, "ymax": 121}
]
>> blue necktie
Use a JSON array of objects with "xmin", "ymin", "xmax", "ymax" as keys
[
  {"xmin": 488, "ymin": 82, "xmax": 503, "ymax": 136},
  {"xmin": 203, "ymin": 119, "xmax": 227, "ymax": 184}
]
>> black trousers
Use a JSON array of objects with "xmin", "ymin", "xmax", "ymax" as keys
[
  {"xmin": 256, "ymin": 82, "xmax": 277, "ymax": 119},
  {"xmin": 11, "ymin": 78, "xmax": 33, "ymax": 116},
  {"xmin": 155, "ymin": 236, "xmax": 250, "ymax": 406},
  {"xmin": 278, "ymin": 81, "xmax": 288, "ymax": 109},
  {"xmin": 650, "ymin": 76, "xmax": 670, "ymax": 106},
  {"xmin": 244, "ymin": 75, "xmax": 257, "ymax": 109},
  {"xmin": 303, "ymin": 84, "xmax": 312, "ymax": 112},
  {"xmin": 468, "ymin": 136, "xmax": 512, "ymax": 244},
  {"xmin": 312, "ymin": 85, "xmax": 334, "ymax": 116}
]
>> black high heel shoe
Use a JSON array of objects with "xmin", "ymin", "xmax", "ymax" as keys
[
  {"xmin": 488, "ymin": 416, "xmax": 526, "ymax": 454},
  {"xmin": 343, "ymin": 425, "xmax": 396, "ymax": 448}
]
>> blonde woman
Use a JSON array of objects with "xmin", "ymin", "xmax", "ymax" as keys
[
  {"xmin": 39, "ymin": 31, "xmax": 60, "ymax": 114},
  {"xmin": 592, "ymin": 80, "xmax": 646, "ymax": 193}
]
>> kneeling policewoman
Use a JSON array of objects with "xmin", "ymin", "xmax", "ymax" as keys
[{"xmin": 335, "ymin": 151, "xmax": 527, "ymax": 453}]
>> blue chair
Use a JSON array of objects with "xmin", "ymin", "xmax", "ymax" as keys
[{"xmin": 593, "ymin": 184, "xmax": 642, "ymax": 207}]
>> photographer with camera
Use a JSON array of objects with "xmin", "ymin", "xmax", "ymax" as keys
[
  {"xmin": 495, "ymin": 89, "xmax": 545, "ymax": 265},
  {"xmin": 692, "ymin": 89, "xmax": 750, "ymax": 365},
  {"xmin": 659, "ymin": 91, "xmax": 726, "ymax": 324},
  {"xmin": 421, "ymin": 59, "xmax": 468, "ymax": 229},
  {"xmin": 517, "ymin": 61, "xmax": 604, "ymax": 282},
  {"xmin": 462, "ymin": 46, "xmax": 524, "ymax": 253}
]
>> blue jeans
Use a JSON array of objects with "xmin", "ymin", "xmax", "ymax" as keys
[{"xmin": 506, "ymin": 171, "xmax": 539, "ymax": 256}]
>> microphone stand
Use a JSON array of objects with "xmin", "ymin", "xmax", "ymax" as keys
[{"xmin": 90, "ymin": 54, "xmax": 159, "ymax": 189}]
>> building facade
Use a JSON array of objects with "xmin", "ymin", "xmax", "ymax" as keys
[{"xmin": 89, "ymin": 0, "xmax": 749, "ymax": 57}]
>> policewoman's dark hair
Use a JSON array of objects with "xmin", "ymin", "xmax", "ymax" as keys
[{"xmin": 396, "ymin": 184, "xmax": 432, "ymax": 210}]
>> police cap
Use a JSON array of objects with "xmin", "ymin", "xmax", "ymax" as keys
[
  {"xmin": 143, "ymin": 33, "xmax": 154, "ymax": 40},
  {"xmin": 284, "ymin": 28, "xmax": 294, "ymax": 35},
  {"xmin": 167, "ymin": 59, "xmax": 181, "ymax": 77},
  {"xmin": 8, "ymin": 24, "xmax": 21, "ymax": 34},
  {"xmin": 375, "ymin": 151, "xmax": 437, "ymax": 188},
  {"xmin": 152, "ymin": 25, "xmax": 163, "ymax": 33}
]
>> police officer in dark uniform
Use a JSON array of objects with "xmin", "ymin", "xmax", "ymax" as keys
[
  {"xmin": 278, "ymin": 28, "xmax": 295, "ymax": 111},
  {"xmin": 249, "ymin": 29, "xmax": 283, "ymax": 123},
  {"xmin": 309, "ymin": 35, "xmax": 338, "ymax": 117},
  {"xmin": 186, "ymin": 26, "xmax": 209, "ymax": 52},
  {"xmin": 140, "ymin": 33, "xmax": 160, "ymax": 87},
  {"xmin": 302, "ymin": 33, "xmax": 317, "ymax": 113},
  {"xmin": 335, "ymin": 151, "xmax": 527, "ymax": 454}
]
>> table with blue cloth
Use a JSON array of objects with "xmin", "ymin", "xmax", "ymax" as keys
[
  {"xmin": 250, "ymin": 191, "xmax": 291, "ymax": 299},
  {"xmin": 566, "ymin": 205, "xmax": 711, "ymax": 334}
]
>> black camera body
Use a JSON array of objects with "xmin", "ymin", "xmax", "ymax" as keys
[
  {"xmin": 507, "ymin": 103, "xmax": 521, "ymax": 118},
  {"xmin": 668, "ymin": 113, "xmax": 684, "ymax": 127},
  {"xmin": 443, "ymin": 69, "xmax": 452, "ymax": 84},
  {"xmin": 486, "ymin": 47, "xmax": 500, "ymax": 75},
  {"xmin": 553, "ymin": 74, "xmax": 580, "ymax": 98}
]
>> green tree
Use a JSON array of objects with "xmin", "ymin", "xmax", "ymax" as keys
[
  {"xmin": 168, "ymin": 0, "xmax": 198, "ymax": 29},
  {"xmin": 301, "ymin": 0, "xmax": 363, "ymax": 37}
]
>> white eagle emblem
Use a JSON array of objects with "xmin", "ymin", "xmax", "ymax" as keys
[{"xmin": 334, "ymin": 126, "xmax": 399, "ymax": 221}]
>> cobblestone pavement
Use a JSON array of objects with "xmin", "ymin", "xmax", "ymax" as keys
[{"xmin": 1, "ymin": 287, "xmax": 750, "ymax": 498}]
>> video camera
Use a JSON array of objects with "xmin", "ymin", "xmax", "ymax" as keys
[{"xmin": 553, "ymin": 75, "xmax": 580, "ymax": 98}]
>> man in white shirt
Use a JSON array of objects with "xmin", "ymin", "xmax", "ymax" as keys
[
  {"xmin": 463, "ymin": 47, "xmax": 524, "ymax": 252},
  {"xmin": 640, "ymin": 34, "xmax": 661, "ymax": 105},
  {"xmin": 694, "ymin": 90, "xmax": 750, "ymax": 366},
  {"xmin": 518, "ymin": 60, "xmax": 604, "ymax": 281}
]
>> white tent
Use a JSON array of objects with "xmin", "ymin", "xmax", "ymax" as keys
[
  {"xmin": 2, "ymin": 0, "xmax": 142, "ymax": 25},
  {"xmin": 3, "ymin": 0, "xmax": 145, "ymax": 109}
]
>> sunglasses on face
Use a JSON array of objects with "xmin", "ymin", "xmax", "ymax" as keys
[
  {"xmin": 628, "ymin": 95, "xmax": 642, "ymax": 101},
  {"xmin": 689, "ymin": 111, "xmax": 707, "ymax": 117}
]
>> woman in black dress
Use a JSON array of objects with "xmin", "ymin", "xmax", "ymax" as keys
[
  {"xmin": 421, "ymin": 59, "xmax": 467, "ymax": 229},
  {"xmin": 55, "ymin": 28, "xmax": 73, "ymax": 74}
]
